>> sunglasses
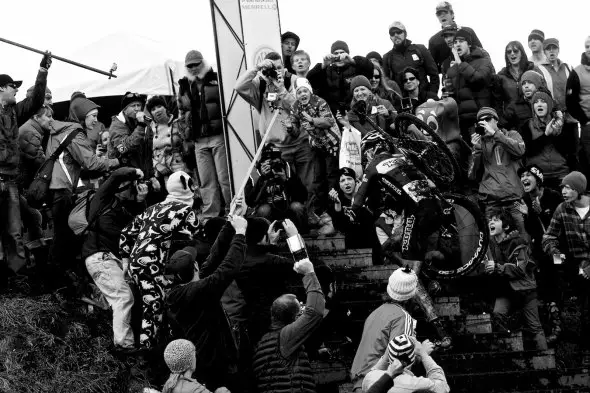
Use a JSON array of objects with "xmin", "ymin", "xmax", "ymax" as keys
[
  {"xmin": 389, "ymin": 30, "xmax": 404, "ymax": 36},
  {"xmin": 436, "ymin": 10, "xmax": 449, "ymax": 15},
  {"xmin": 125, "ymin": 92, "xmax": 143, "ymax": 99},
  {"xmin": 403, "ymin": 77, "xmax": 417, "ymax": 83},
  {"xmin": 506, "ymin": 49, "xmax": 520, "ymax": 55},
  {"xmin": 480, "ymin": 116, "xmax": 495, "ymax": 122},
  {"xmin": 7, "ymin": 83, "xmax": 18, "ymax": 89},
  {"xmin": 187, "ymin": 62, "xmax": 202, "ymax": 68},
  {"xmin": 371, "ymin": 74, "xmax": 381, "ymax": 79}
]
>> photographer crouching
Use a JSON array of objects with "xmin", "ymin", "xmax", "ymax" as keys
[{"xmin": 245, "ymin": 143, "xmax": 309, "ymax": 233}]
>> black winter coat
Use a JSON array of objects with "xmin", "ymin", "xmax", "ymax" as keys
[
  {"xmin": 178, "ymin": 69, "xmax": 223, "ymax": 140},
  {"xmin": 429, "ymin": 26, "xmax": 482, "ymax": 72},
  {"xmin": 495, "ymin": 62, "xmax": 538, "ymax": 130},
  {"xmin": 383, "ymin": 39, "xmax": 440, "ymax": 95},
  {"xmin": 446, "ymin": 48, "xmax": 494, "ymax": 123}
]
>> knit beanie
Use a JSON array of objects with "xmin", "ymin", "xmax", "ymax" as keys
[
  {"xmin": 26, "ymin": 86, "xmax": 51, "ymax": 99},
  {"xmin": 476, "ymin": 106, "xmax": 498, "ymax": 121},
  {"xmin": 528, "ymin": 29, "xmax": 545, "ymax": 43},
  {"xmin": 531, "ymin": 91, "xmax": 554, "ymax": 115},
  {"xmin": 166, "ymin": 247, "xmax": 198, "ymax": 283},
  {"xmin": 121, "ymin": 92, "xmax": 146, "ymax": 111},
  {"xmin": 185, "ymin": 50, "xmax": 204, "ymax": 66},
  {"xmin": 146, "ymin": 95, "xmax": 167, "ymax": 114},
  {"xmin": 518, "ymin": 164, "xmax": 544, "ymax": 185},
  {"xmin": 543, "ymin": 38, "xmax": 559, "ymax": 50},
  {"xmin": 281, "ymin": 31, "xmax": 300, "ymax": 48},
  {"xmin": 387, "ymin": 334, "xmax": 416, "ymax": 364},
  {"xmin": 71, "ymin": 91, "xmax": 86, "ymax": 100},
  {"xmin": 69, "ymin": 98, "xmax": 100, "ymax": 123},
  {"xmin": 164, "ymin": 339, "xmax": 196, "ymax": 373},
  {"xmin": 165, "ymin": 171, "xmax": 195, "ymax": 206},
  {"xmin": 339, "ymin": 167, "xmax": 357, "ymax": 180},
  {"xmin": 455, "ymin": 28, "xmax": 472, "ymax": 46},
  {"xmin": 561, "ymin": 171, "xmax": 587, "ymax": 195},
  {"xmin": 331, "ymin": 40, "xmax": 350, "ymax": 54},
  {"xmin": 387, "ymin": 266, "xmax": 418, "ymax": 301},
  {"xmin": 294, "ymin": 77, "xmax": 313, "ymax": 95},
  {"xmin": 521, "ymin": 70, "xmax": 544, "ymax": 90},
  {"xmin": 246, "ymin": 216, "xmax": 271, "ymax": 245},
  {"xmin": 350, "ymin": 75, "xmax": 371, "ymax": 93},
  {"xmin": 366, "ymin": 51, "xmax": 383, "ymax": 65},
  {"xmin": 440, "ymin": 22, "xmax": 458, "ymax": 37}
]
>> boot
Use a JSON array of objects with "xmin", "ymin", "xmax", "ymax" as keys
[{"xmin": 432, "ymin": 319, "xmax": 452, "ymax": 350}]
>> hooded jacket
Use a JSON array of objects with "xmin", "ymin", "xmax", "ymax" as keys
[
  {"xmin": 446, "ymin": 48, "xmax": 495, "ymax": 123},
  {"xmin": 495, "ymin": 62, "xmax": 539, "ymax": 129},
  {"xmin": 469, "ymin": 128, "xmax": 525, "ymax": 202},
  {"xmin": 45, "ymin": 120, "xmax": 119, "ymax": 190},
  {"xmin": 0, "ymin": 69, "xmax": 47, "ymax": 176},
  {"xmin": 108, "ymin": 112, "xmax": 153, "ymax": 178},
  {"xmin": 18, "ymin": 118, "xmax": 47, "ymax": 188},
  {"xmin": 521, "ymin": 118, "xmax": 569, "ymax": 182},
  {"xmin": 489, "ymin": 230, "xmax": 537, "ymax": 292},
  {"xmin": 429, "ymin": 25, "xmax": 482, "ymax": 72},
  {"xmin": 383, "ymin": 39, "xmax": 439, "ymax": 95},
  {"xmin": 178, "ymin": 67, "xmax": 223, "ymax": 140}
]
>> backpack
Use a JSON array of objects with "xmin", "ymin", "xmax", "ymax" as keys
[
  {"xmin": 27, "ymin": 130, "xmax": 81, "ymax": 209},
  {"xmin": 68, "ymin": 189, "xmax": 113, "ymax": 236}
]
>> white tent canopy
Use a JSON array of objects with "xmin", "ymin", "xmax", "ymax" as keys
[{"xmin": 51, "ymin": 32, "xmax": 187, "ymax": 102}]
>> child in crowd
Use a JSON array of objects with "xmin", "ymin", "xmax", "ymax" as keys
[
  {"xmin": 162, "ymin": 339, "xmax": 216, "ymax": 393},
  {"xmin": 288, "ymin": 77, "xmax": 341, "ymax": 221},
  {"xmin": 521, "ymin": 90, "xmax": 569, "ymax": 189},
  {"xmin": 486, "ymin": 208, "xmax": 548, "ymax": 350}
]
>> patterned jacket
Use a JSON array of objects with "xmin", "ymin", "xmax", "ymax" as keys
[{"xmin": 289, "ymin": 95, "xmax": 341, "ymax": 156}]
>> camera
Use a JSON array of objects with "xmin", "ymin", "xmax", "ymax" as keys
[
  {"xmin": 271, "ymin": 160, "xmax": 284, "ymax": 173},
  {"xmin": 138, "ymin": 180, "xmax": 154, "ymax": 193},
  {"xmin": 401, "ymin": 97, "xmax": 413, "ymax": 113},
  {"xmin": 261, "ymin": 64, "xmax": 278, "ymax": 80},
  {"xmin": 474, "ymin": 125, "xmax": 486, "ymax": 135}
]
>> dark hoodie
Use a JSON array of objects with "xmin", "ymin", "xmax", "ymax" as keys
[
  {"xmin": 489, "ymin": 230, "xmax": 537, "ymax": 292},
  {"xmin": 446, "ymin": 48, "xmax": 495, "ymax": 123},
  {"xmin": 68, "ymin": 96, "xmax": 105, "ymax": 150},
  {"xmin": 495, "ymin": 61, "xmax": 539, "ymax": 130},
  {"xmin": 108, "ymin": 111, "xmax": 153, "ymax": 178}
]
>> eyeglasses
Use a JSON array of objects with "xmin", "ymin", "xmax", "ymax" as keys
[
  {"xmin": 186, "ymin": 62, "xmax": 202, "ymax": 68},
  {"xmin": 479, "ymin": 116, "xmax": 495, "ymax": 122},
  {"xmin": 506, "ymin": 49, "xmax": 520, "ymax": 55},
  {"xmin": 403, "ymin": 77, "xmax": 417, "ymax": 83},
  {"xmin": 371, "ymin": 74, "xmax": 381, "ymax": 80}
]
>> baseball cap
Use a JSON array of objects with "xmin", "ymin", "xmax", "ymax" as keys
[
  {"xmin": 543, "ymin": 38, "xmax": 559, "ymax": 50},
  {"xmin": 0, "ymin": 74, "xmax": 23, "ymax": 88}
]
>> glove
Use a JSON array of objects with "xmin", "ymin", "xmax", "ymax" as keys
[{"xmin": 40, "ymin": 51, "xmax": 52, "ymax": 69}]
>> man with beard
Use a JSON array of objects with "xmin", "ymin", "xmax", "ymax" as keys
[
  {"xmin": 0, "ymin": 52, "xmax": 50, "ymax": 289},
  {"xmin": 445, "ymin": 29, "xmax": 495, "ymax": 142},
  {"xmin": 178, "ymin": 50, "xmax": 231, "ymax": 219},
  {"xmin": 428, "ymin": 2, "xmax": 483, "ymax": 73},
  {"xmin": 543, "ymin": 171, "xmax": 590, "ymax": 347},
  {"xmin": 528, "ymin": 30, "xmax": 548, "ymax": 67},
  {"xmin": 383, "ymin": 22, "xmax": 439, "ymax": 97},
  {"xmin": 519, "ymin": 165, "xmax": 563, "ymax": 344}
]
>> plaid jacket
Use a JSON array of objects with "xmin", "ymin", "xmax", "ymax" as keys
[
  {"xmin": 290, "ymin": 95, "xmax": 341, "ymax": 156},
  {"xmin": 542, "ymin": 201, "xmax": 590, "ymax": 263}
]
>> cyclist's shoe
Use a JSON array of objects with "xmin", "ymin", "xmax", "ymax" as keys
[
  {"xmin": 434, "ymin": 337, "xmax": 453, "ymax": 350},
  {"xmin": 432, "ymin": 319, "xmax": 453, "ymax": 350}
]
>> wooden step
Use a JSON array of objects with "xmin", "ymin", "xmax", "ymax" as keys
[
  {"xmin": 318, "ymin": 249, "xmax": 374, "ymax": 268},
  {"xmin": 437, "ymin": 349, "xmax": 556, "ymax": 373},
  {"xmin": 304, "ymin": 234, "xmax": 347, "ymax": 253}
]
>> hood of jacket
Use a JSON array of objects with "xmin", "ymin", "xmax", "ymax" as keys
[
  {"xmin": 48, "ymin": 120, "xmax": 84, "ymax": 136},
  {"xmin": 461, "ymin": 47, "xmax": 485, "ymax": 62}
]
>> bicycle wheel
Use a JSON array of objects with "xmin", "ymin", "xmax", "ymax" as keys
[
  {"xmin": 422, "ymin": 193, "xmax": 489, "ymax": 280},
  {"xmin": 394, "ymin": 113, "xmax": 460, "ymax": 187}
]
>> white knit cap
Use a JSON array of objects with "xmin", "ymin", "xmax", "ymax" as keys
[
  {"xmin": 294, "ymin": 77, "xmax": 313, "ymax": 94},
  {"xmin": 165, "ymin": 171, "xmax": 194, "ymax": 206},
  {"xmin": 164, "ymin": 339, "xmax": 195, "ymax": 373},
  {"xmin": 387, "ymin": 266, "xmax": 418, "ymax": 301}
]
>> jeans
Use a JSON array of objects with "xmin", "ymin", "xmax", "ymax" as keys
[
  {"xmin": 0, "ymin": 179, "xmax": 26, "ymax": 274},
  {"xmin": 313, "ymin": 149, "xmax": 340, "ymax": 213},
  {"xmin": 493, "ymin": 289, "xmax": 547, "ymax": 350},
  {"xmin": 195, "ymin": 134, "xmax": 232, "ymax": 218},
  {"xmin": 20, "ymin": 195, "xmax": 43, "ymax": 241},
  {"xmin": 86, "ymin": 252, "xmax": 135, "ymax": 348},
  {"xmin": 255, "ymin": 201, "xmax": 308, "ymax": 233},
  {"xmin": 280, "ymin": 142, "xmax": 317, "ymax": 201}
]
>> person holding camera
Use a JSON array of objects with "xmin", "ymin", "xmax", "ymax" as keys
[
  {"xmin": 119, "ymin": 171, "xmax": 201, "ymax": 351},
  {"xmin": 108, "ymin": 92, "xmax": 159, "ymax": 193},
  {"xmin": 245, "ymin": 143, "xmax": 309, "ymax": 233},
  {"xmin": 236, "ymin": 52, "xmax": 318, "ymax": 197},
  {"xmin": 307, "ymin": 40, "xmax": 374, "ymax": 117},
  {"xmin": 468, "ymin": 107, "xmax": 528, "ymax": 237},
  {"xmin": 82, "ymin": 167, "xmax": 148, "ymax": 354},
  {"xmin": 397, "ymin": 66, "xmax": 439, "ymax": 114}
]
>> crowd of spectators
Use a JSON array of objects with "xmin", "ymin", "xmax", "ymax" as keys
[{"xmin": 1, "ymin": 1, "xmax": 590, "ymax": 392}]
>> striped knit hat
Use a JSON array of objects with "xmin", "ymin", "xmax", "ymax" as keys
[
  {"xmin": 476, "ymin": 107, "xmax": 498, "ymax": 121},
  {"xmin": 388, "ymin": 334, "xmax": 416, "ymax": 365},
  {"xmin": 164, "ymin": 339, "xmax": 195, "ymax": 373}
]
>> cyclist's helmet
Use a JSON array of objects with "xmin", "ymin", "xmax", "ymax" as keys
[{"xmin": 361, "ymin": 131, "xmax": 396, "ymax": 161}]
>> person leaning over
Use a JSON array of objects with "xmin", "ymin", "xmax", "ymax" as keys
[{"xmin": 252, "ymin": 223, "xmax": 325, "ymax": 393}]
